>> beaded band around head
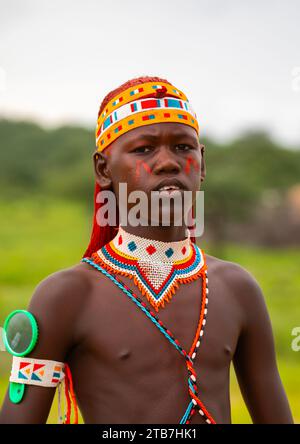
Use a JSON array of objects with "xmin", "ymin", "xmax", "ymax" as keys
[{"xmin": 96, "ymin": 81, "xmax": 199, "ymax": 152}]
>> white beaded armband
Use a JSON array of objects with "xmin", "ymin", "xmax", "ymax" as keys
[{"xmin": 10, "ymin": 356, "xmax": 65, "ymax": 387}]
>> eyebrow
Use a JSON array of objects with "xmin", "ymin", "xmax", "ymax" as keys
[{"xmin": 128, "ymin": 132, "xmax": 198, "ymax": 142}]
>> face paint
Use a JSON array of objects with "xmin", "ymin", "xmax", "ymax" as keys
[{"xmin": 184, "ymin": 156, "xmax": 200, "ymax": 174}]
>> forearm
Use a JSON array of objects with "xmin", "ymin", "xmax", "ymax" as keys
[
  {"xmin": 232, "ymin": 270, "xmax": 294, "ymax": 424},
  {"xmin": 235, "ymin": 365, "xmax": 294, "ymax": 424},
  {"xmin": 0, "ymin": 385, "xmax": 55, "ymax": 424}
]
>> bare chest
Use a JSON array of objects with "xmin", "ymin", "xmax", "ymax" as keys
[
  {"xmin": 70, "ymin": 265, "xmax": 242, "ymax": 423},
  {"xmin": 76, "ymin": 268, "xmax": 241, "ymax": 377}
]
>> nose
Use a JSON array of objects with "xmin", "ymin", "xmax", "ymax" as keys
[{"xmin": 152, "ymin": 145, "xmax": 181, "ymax": 175}]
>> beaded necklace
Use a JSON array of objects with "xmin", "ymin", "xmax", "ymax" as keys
[
  {"xmin": 81, "ymin": 254, "xmax": 216, "ymax": 424},
  {"xmin": 90, "ymin": 226, "xmax": 206, "ymax": 312}
]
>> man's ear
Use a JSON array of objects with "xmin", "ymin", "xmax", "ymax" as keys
[
  {"xmin": 93, "ymin": 151, "xmax": 112, "ymax": 190},
  {"xmin": 200, "ymin": 144, "xmax": 206, "ymax": 182}
]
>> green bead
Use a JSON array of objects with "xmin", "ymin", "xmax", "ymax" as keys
[{"xmin": 9, "ymin": 382, "xmax": 25, "ymax": 404}]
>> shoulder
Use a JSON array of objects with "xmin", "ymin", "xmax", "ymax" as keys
[
  {"xmin": 27, "ymin": 261, "xmax": 99, "ymax": 334},
  {"xmin": 24, "ymin": 261, "xmax": 96, "ymax": 359},
  {"xmin": 205, "ymin": 252, "xmax": 266, "ymax": 312},
  {"xmin": 205, "ymin": 253, "xmax": 259, "ymax": 287}
]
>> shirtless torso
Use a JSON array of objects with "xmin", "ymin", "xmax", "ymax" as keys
[{"xmin": 0, "ymin": 253, "xmax": 293, "ymax": 424}]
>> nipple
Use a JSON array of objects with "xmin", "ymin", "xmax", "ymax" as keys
[{"xmin": 119, "ymin": 349, "xmax": 131, "ymax": 360}]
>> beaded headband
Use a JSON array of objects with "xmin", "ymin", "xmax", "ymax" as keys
[{"xmin": 96, "ymin": 81, "xmax": 199, "ymax": 152}]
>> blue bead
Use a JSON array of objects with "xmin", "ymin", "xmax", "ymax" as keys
[
  {"xmin": 128, "ymin": 241, "xmax": 137, "ymax": 251},
  {"xmin": 165, "ymin": 248, "xmax": 174, "ymax": 258}
]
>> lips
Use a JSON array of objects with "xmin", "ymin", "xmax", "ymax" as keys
[{"xmin": 152, "ymin": 178, "xmax": 187, "ymax": 192}]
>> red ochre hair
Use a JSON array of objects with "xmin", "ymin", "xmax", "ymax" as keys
[{"xmin": 83, "ymin": 76, "xmax": 196, "ymax": 258}]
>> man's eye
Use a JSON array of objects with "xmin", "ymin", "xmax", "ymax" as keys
[
  {"xmin": 132, "ymin": 146, "xmax": 152, "ymax": 153},
  {"xmin": 176, "ymin": 144, "xmax": 193, "ymax": 151}
]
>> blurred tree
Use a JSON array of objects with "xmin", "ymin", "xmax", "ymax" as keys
[{"xmin": 202, "ymin": 131, "xmax": 300, "ymax": 255}]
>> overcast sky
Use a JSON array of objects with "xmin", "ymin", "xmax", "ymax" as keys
[{"xmin": 0, "ymin": 0, "xmax": 300, "ymax": 147}]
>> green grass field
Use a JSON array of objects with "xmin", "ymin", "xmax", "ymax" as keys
[{"xmin": 0, "ymin": 198, "xmax": 299, "ymax": 423}]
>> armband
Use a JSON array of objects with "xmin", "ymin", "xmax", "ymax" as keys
[
  {"xmin": 1, "ymin": 310, "xmax": 78, "ymax": 423},
  {"xmin": 10, "ymin": 356, "xmax": 64, "ymax": 387}
]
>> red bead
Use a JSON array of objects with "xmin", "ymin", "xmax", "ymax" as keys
[{"xmin": 146, "ymin": 245, "xmax": 156, "ymax": 255}]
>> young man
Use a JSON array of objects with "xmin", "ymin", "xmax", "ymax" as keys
[{"xmin": 0, "ymin": 76, "xmax": 293, "ymax": 424}]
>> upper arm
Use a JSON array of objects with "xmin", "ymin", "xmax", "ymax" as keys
[
  {"xmin": 231, "ymin": 265, "xmax": 293, "ymax": 423},
  {"xmin": 0, "ymin": 268, "xmax": 86, "ymax": 424}
]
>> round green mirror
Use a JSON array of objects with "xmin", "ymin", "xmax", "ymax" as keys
[{"xmin": 3, "ymin": 310, "xmax": 38, "ymax": 357}]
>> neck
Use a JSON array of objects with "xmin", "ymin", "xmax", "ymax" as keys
[{"xmin": 119, "ymin": 225, "xmax": 189, "ymax": 242}]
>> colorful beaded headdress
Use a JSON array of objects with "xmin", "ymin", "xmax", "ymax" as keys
[
  {"xmin": 83, "ymin": 76, "xmax": 200, "ymax": 258},
  {"xmin": 96, "ymin": 81, "xmax": 199, "ymax": 152}
]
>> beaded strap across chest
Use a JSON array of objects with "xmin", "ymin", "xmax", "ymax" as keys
[{"xmin": 81, "ymin": 253, "xmax": 216, "ymax": 424}]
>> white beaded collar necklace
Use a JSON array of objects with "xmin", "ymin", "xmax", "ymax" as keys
[{"xmin": 91, "ymin": 226, "xmax": 205, "ymax": 312}]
